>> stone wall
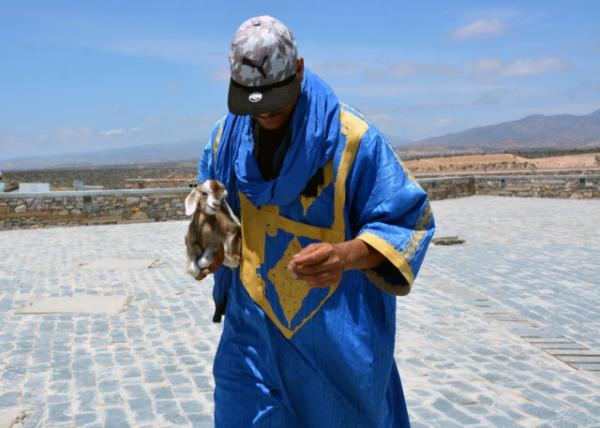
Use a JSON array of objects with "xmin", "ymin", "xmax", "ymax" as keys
[
  {"xmin": 418, "ymin": 176, "xmax": 476, "ymax": 200},
  {"xmin": 1, "ymin": 174, "xmax": 599, "ymax": 230},
  {"xmin": 0, "ymin": 189, "xmax": 188, "ymax": 230},
  {"xmin": 125, "ymin": 178, "xmax": 195, "ymax": 189},
  {"xmin": 418, "ymin": 174, "xmax": 600, "ymax": 200},
  {"xmin": 474, "ymin": 174, "xmax": 600, "ymax": 199},
  {"xmin": 1, "ymin": 166, "xmax": 196, "ymax": 191}
]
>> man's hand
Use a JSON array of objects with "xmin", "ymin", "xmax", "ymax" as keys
[
  {"xmin": 287, "ymin": 242, "xmax": 346, "ymax": 288},
  {"xmin": 194, "ymin": 245, "xmax": 225, "ymax": 282},
  {"xmin": 287, "ymin": 239, "xmax": 386, "ymax": 288}
]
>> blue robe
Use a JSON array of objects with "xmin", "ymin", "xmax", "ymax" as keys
[{"xmin": 198, "ymin": 69, "xmax": 434, "ymax": 427}]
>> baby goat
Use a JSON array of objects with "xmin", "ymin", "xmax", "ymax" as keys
[{"xmin": 184, "ymin": 179, "xmax": 241, "ymax": 277}]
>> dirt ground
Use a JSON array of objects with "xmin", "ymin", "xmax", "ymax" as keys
[{"xmin": 405, "ymin": 152, "xmax": 600, "ymax": 175}]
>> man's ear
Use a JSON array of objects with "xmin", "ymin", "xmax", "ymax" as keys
[{"xmin": 296, "ymin": 57, "xmax": 304, "ymax": 81}]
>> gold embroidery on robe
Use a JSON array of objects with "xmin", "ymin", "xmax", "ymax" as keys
[
  {"xmin": 239, "ymin": 108, "xmax": 369, "ymax": 339},
  {"xmin": 267, "ymin": 237, "xmax": 313, "ymax": 327},
  {"xmin": 299, "ymin": 161, "xmax": 334, "ymax": 216}
]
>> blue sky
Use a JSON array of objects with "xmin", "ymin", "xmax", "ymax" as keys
[{"xmin": 1, "ymin": 0, "xmax": 599, "ymax": 159}]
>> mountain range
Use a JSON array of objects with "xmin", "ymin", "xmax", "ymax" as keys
[
  {"xmin": 0, "ymin": 140, "xmax": 203, "ymax": 171},
  {"xmin": 406, "ymin": 109, "xmax": 600, "ymax": 153},
  {"xmin": 1, "ymin": 109, "xmax": 599, "ymax": 170}
]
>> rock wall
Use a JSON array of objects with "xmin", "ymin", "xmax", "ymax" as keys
[
  {"xmin": 419, "ymin": 176, "xmax": 476, "ymax": 200},
  {"xmin": 125, "ymin": 179, "xmax": 195, "ymax": 189},
  {"xmin": 1, "ymin": 175, "xmax": 599, "ymax": 230},
  {"xmin": 419, "ymin": 174, "xmax": 600, "ymax": 200},
  {"xmin": 1, "ymin": 167, "xmax": 196, "ymax": 191},
  {"xmin": 0, "ymin": 189, "xmax": 188, "ymax": 230},
  {"xmin": 474, "ymin": 175, "xmax": 600, "ymax": 199}
]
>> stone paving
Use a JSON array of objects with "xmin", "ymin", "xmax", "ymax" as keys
[{"xmin": 0, "ymin": 195, "xmax": 599, "ymax": 427}]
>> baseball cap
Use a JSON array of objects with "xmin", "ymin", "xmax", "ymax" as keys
[{"xmin": 228, "ymin": 16, "xmax": 299, "ymax": 115}]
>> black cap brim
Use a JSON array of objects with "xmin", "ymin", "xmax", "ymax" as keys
[{"xmin": 228, "ymin": 74, "xmax": 298, "ymax": 115}]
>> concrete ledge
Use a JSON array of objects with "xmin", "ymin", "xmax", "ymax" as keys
[
  {"xmin": 473, "ymin": 173, "xmax": 600, "ymax": 180},
  {"xmin": 0, "ymin": 187, "xmax": 188, "ymax": 199},
  {"xmin": 418, "ymin": 176, "xmax": 475, "ymax": 184}
]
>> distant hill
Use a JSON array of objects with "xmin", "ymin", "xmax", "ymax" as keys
[
  {"xmin": 0, "ymin": 139, "xmax": 204, "ymax": 170},
  {"xmin": 3, "ymin": 109, "xmax": 600, "ymax": 170},
  {"xmin": 407, "ymin": 109, "xmax": 600, "ymax": 153},
  {"xmin": 386, "ymin": 135, "xmax": 414, "ymax": 147}
]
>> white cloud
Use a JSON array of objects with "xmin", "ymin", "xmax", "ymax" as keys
[
  {"xmin": 100, "ymin": 127, "xmax": 142, "ymax": 137},
  {"xmin": 101, "ymin": 128, "xmax": 124, "ymax": 136},
  {"xmin": 365, "ymin": 62, "xmax": 460, "ymax": 80},
  {"xmin": 468, "ymin": 57, "xmax": 570, "ymax": 79},
  {"xmin": 360, "ymin": 56, "xmax": 568, "ymax": 84},
  {"xmin": 503, "ymin": 58, "xmax": 570, "ymax": 76},
  {"xmin": 63, "ymin": 36, "xmax": 227, "ymax": 66},
  {"xmin": 54, "ymin": 127, "xmax": 95, "ymax": 140},
  {"xmin": 336, "ymin": 82, "xmax": 481, "ymax": 99},
  {"xmin": 468, "ymin": 58, "xmax": 504, "ymax": 74},
  {"xmin": 474, "ymin": 88, "xmax": 511, "ymax": 105},
  {"xmin": 451, "ymin": 19, "xmax": 505, "ymax": 40},
  {"xmin": 312, "ymin": 61, "xmax": 360, "ymax": 76}
]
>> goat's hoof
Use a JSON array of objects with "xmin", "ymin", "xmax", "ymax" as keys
[
  {"xmin": 197, "ymin": 258, "xmax": 212, "ymax": 269},
  {"xmin": 186, "ymin": 265, "xmax": 200, "ymax": 277}
]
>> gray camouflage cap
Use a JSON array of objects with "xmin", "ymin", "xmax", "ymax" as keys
[{"xmin": 228, "ymin": 16, "xmax": 299, "ymax": 115}]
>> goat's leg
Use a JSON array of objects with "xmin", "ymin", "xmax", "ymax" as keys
[
  {"xmin": 197, "ymin": 247, "xmax": 214, "ymax": 269},
  {"xmin": 223, "ymin": 233, "xmax": 241, "ymax": 268},
  {"xmin": 186, "ymin": 252, "xmax": 200, "ymax": 277}
]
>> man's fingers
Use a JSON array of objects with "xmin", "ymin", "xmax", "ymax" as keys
[
  {"xmin": 294, "ymin": 271, "xmax": 336, "ymax": 287},
  {"xmin": 208, "ymin": 259, "xmax": 221, "ymax": 273},
  {"xmin": 291, "ymin": 243, "xmax": 321, "ymax": 260},
  {"xmin": 292, "ymin": 260, "xmax": 336, "ymax": 276},
  {"xmin": 291, "ymin": 244, "xmax": 331, "ymax": 267},
  {"xmin": 194, "ymin": 268, "xmax": 211, "ymax": 281},
  {"xmin": 208, "ymin": 245, "xmax": 225, "ymax": 273}
]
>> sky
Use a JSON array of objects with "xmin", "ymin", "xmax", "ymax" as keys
[{"xmin": 1, "ymin": 0, "xmax": 599, "ymax": 159}]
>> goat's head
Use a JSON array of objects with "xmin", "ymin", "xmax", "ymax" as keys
[{"xmin": 185, "ymin": 179, "xmax": 228, "ymax": 216}]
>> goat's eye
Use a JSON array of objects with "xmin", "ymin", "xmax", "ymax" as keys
[{"xmin": 200, "ymin": 191, "xmax": 208, "ymax": 197}]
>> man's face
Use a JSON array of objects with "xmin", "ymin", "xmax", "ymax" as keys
[
  {"xmin": 252, "ymin": 95, "xmax": 298, "ymax": 131},
  {"xmin": 251, "ymin": 58, "xmax": 304, "ymax": 131}
]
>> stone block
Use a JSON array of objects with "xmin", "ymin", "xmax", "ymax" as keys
[
  {"xmin": 130, "ymin": 211, "xmax": 148, "ymax": 220},
  {"xmin": 16, "ymin": 295, "xmax": 128, "ymax": 314}
]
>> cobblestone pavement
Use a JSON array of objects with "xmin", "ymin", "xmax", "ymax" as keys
[{"xmin": 1, "ymin": 196, "xmax": 599, "ymax": 427}]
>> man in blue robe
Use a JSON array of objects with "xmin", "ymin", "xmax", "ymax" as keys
[{"xmin": 195, "ymin": 15, "xmax": 435, "ymax": 428}]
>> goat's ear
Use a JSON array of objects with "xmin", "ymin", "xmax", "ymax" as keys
[
  {"xmin": 185, "ymin": 188, "xmax": 200, "ymax": 216},
  {"xmin": 222, "ymin": 190, "xmax": 228, "ymax": 199}
]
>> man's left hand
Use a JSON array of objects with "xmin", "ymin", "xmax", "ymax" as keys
[{"xmin": 287, "ymin": 242, "xmax": 346, "ymax": 288}]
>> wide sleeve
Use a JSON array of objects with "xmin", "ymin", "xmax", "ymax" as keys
[
  {"xmin": 346, "ymin": 128, "xmax": 435, "ymax": 296},
  {"xmin": 197, "ymin": 118, "xmax": 225, "ymax": 183}
]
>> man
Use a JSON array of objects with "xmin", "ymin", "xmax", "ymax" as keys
[{"xmin": 196, "ymin": 16, "xmax": 434, "ymax": 428}]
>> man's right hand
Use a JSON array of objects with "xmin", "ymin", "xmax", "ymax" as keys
[{"xmin": 194, "ymin": 245, "xmax": 225, "ymax": 281}]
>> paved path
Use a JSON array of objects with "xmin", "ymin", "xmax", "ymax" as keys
[{"xmin": 0, "ymin": 196, "xmax": 599, "ymax": 427}]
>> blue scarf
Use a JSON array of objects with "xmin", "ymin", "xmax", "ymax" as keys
[{"xmin": 231, "ymin": 69, "xmax": 340, "ymax": 207}]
